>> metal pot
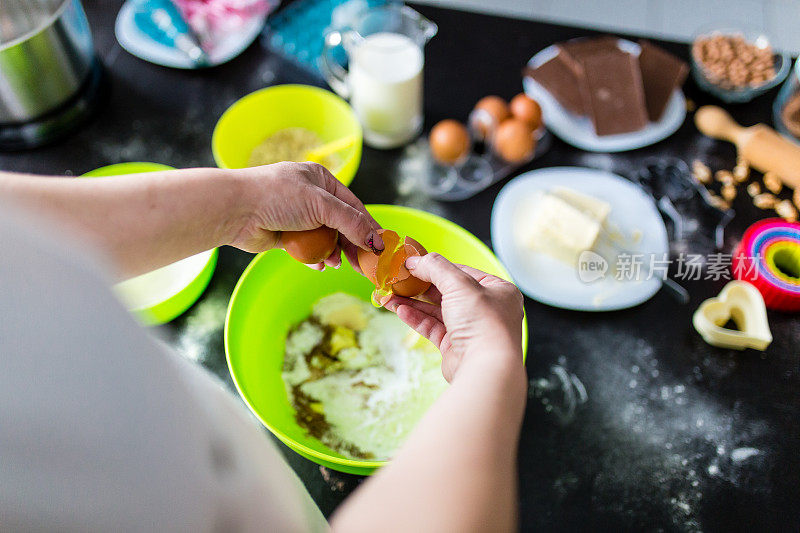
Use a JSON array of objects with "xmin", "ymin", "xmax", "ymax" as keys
[{"xmin": 0, "ymin": 0, "xmax": 96, "ymax": 126}]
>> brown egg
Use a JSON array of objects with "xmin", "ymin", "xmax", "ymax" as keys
[
  {"xmin": 357, "ymin": 229, "xmax": 431, "ymax": 299},
  {"xmin": 492, "ymin": 118, "xmax": 535, "ymax": 163},
  {"xmin": 472, "ymin": 96, "xmax": 510, "ymax": 140},
  {"xmin": 429, "ymin": 120, "xmax": 471, "ymax": 165},
  {"xmin": 281, "ymin": 226, "xmax": 338, "ymax": 264},
  {"xmin": 510, "ymin": 93, "xmax": 542, "ymax": 130},
  {"xmin": 390, "ymin": 236, "xmax": 431, "ymax": 297}
]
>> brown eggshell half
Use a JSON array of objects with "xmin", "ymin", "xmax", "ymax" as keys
[
  {"xmin": 356, "ymin": 231, "xmax": 431, "ymax": 298},
  {"xmin": 391, "ymin": 238, "xmax": 431, "ymax": 297},
  {"xmin": 357, "ymin": 247, "xmax": 380, "ymax": 285}
]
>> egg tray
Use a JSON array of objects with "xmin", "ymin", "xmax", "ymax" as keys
[{"xmin": 402, "ymin": 125, "xmax": 550, "ymax": 202}]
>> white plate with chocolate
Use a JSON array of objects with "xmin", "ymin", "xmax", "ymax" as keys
[
  {"xmin": 491, "ymin": 167, "xmax": 669, "ymax": 311},
  {"xmin": 523, "ymin": 37, "xmax": 688, "ymax": 152}
]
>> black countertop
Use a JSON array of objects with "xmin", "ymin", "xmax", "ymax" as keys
[{"xmin": 2, "ymin": 2, "xmax": 798, "ymax": 531}]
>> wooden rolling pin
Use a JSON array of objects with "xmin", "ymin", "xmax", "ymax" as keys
[{"xmin": 695, "ymin": 105, "xmax": 800, "ymax": 189}]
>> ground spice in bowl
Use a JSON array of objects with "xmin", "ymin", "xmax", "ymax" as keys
[{"xmin": 247, "ymin": 127, "xmax": 339, "ymax": 170}]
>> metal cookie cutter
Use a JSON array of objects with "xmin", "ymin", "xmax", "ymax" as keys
[{"xmin": 634, "ymin": 157, "xmax": 734, "ymax": 250}]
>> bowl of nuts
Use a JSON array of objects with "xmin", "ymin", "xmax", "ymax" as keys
[
  {"xmin": 773, "ymin": 59, "xmax": 800, "ymax": 142},
  {"xmin": 691, "ymin": 28, "xmax": 790, "ymax": 103}
]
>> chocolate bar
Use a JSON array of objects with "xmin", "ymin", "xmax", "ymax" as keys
[
  {"xmin": 524, "ymin": 36, "xmax": 688, "ymax": 135},
  {"xmin": 637, "ymin": 40, "xmax": 688, "ymax": 121},
  {"xmin": 579, "ymin": 49, "xmax": 649, "ymax": 136},
  {"xmin": 559, "ymin": 35, "xmax": 620, "ymax": 61},
  {"xmin": 524, "ymin": 52, "xmax": 585, "ymax": 115}
]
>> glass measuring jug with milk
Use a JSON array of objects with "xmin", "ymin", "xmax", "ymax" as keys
[{"xmin": 322, "ymin": 5, "xmax": 437, "ymax": 149}]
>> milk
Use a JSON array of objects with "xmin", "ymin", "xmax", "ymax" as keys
[{"xmin": 349, "ymin": 32, "xmax": 424, "ymax": 149}]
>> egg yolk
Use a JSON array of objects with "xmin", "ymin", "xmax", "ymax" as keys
[{"xmin": 372, "ymin": 230, "xmax": 415, "ymax": 307}]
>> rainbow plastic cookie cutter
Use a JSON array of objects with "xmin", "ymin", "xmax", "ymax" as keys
[
  {"xmin": 692, "ymin": 281, "xmax": 772, "ymax": 351},
  {"xmin": 733, "ymin": 219, "xmax": 800, "ymax": 311}
]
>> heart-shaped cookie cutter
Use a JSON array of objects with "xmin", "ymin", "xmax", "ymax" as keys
[{"xmin": 692, "ymin": 281, "xmax": 772, "ymax": 351}]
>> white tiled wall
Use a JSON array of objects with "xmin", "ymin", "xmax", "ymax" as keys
[{"xmin": 413, "ymin": 0, "xmax": 800, "ymax": 54}]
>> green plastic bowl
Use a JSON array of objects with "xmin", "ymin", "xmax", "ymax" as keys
[
  {"xmin": 82, "ymin": 163, "xmax": 218, "ymax": 325},
  {"xmin": 82, "ymin": 162, "xmax": 174, "ymax": 177},
  {"xmin": 225, "ymin": 205, "xmax": 528, "ymax": 475},
  {"xmin": 212, "ymin": 84, "xmax": 363, "ymax": 187}
]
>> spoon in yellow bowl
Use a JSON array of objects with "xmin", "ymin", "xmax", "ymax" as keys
[{"xmin": 305, "ymin": 135, "xmax": 358, "ymax": 166}]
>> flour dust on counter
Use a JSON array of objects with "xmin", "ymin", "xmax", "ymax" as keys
[
  {"xmin": 173, "ymin": 284, "xmax": 229, "ymax": 365},
  {"xmin": 524, "ymin": 324, "xmax": 775, "ymax": 531},
  {"xmin": 89, "ymin": 104, "xmax": 213, "ymax": 169}
]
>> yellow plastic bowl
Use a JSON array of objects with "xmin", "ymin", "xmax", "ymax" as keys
[
  {"xmin": 212, "ymin": 84, "xmax": 363, "ymax": 186},
  {"xmin": 225, "ymin": 205, "xmax": 528, "ymax": 475}
]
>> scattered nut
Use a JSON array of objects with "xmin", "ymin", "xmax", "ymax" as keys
[
  {"xmin": 708, "ymin": 194, "xmax": 730, "ymax": 210},
  {"xmin": 715, "ymin": 169, "xmax": 734, "ymax": 185},
  {"xmin": 763, "ymin": 171, "xmax": 783, "ymax": 194},
  {"xmin": 747, "ymin": 182, "xmax": 761, "ymax": 197},
  {"xmin": 686, "ymin": 99, "xmax": 697, "ymax": 112},
  {"xmin": 692, "ymin": 160, "xmax": 712, "ymax": 184},
  {"xmin": 775, "ymin": 199, "xmax": 798, "ymax": 222},
  {"xmin": 721, "ymin": 184, "xmax": 737, "ymax": 201},
  {"xmin": 754, "ymin": 192, "xmax": 778, "ymax": 209},
  {"xmin": 733, "ymin": 163, "xmax": 750, "ymax": 182}
]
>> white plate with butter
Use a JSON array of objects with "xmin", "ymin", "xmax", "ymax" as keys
[{"xmin": 491, "ymin": 167, "xmax": 668, "ymax": 311}]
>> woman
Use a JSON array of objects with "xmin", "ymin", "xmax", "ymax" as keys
[{"xmin": 0, "ymin": 162, "xmax": 526, "ymax": 531}]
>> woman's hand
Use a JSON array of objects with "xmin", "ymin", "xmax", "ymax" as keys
[
  {"xmin": 0, "ymin": 164, "xmax": 381, "ymax": 278},
  {"xmin": 333, "ymin": 254, "xmax": 526, "ymax": 533},
  {"xmin": 383, "ymin": 253, "xmax": 525, "ymax": 382},
  {"xmin": 230, "ymin": 162, "xmax": 384, "ymax": 269}
]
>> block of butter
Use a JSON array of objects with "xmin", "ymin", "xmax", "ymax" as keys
[
  {"xmin": 551, "ymin": 187, "xmax": 612, "ymax": 222},
  {"xmin": 515, "ymin": 188, "xmax": 611, "ymax": 267}
]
